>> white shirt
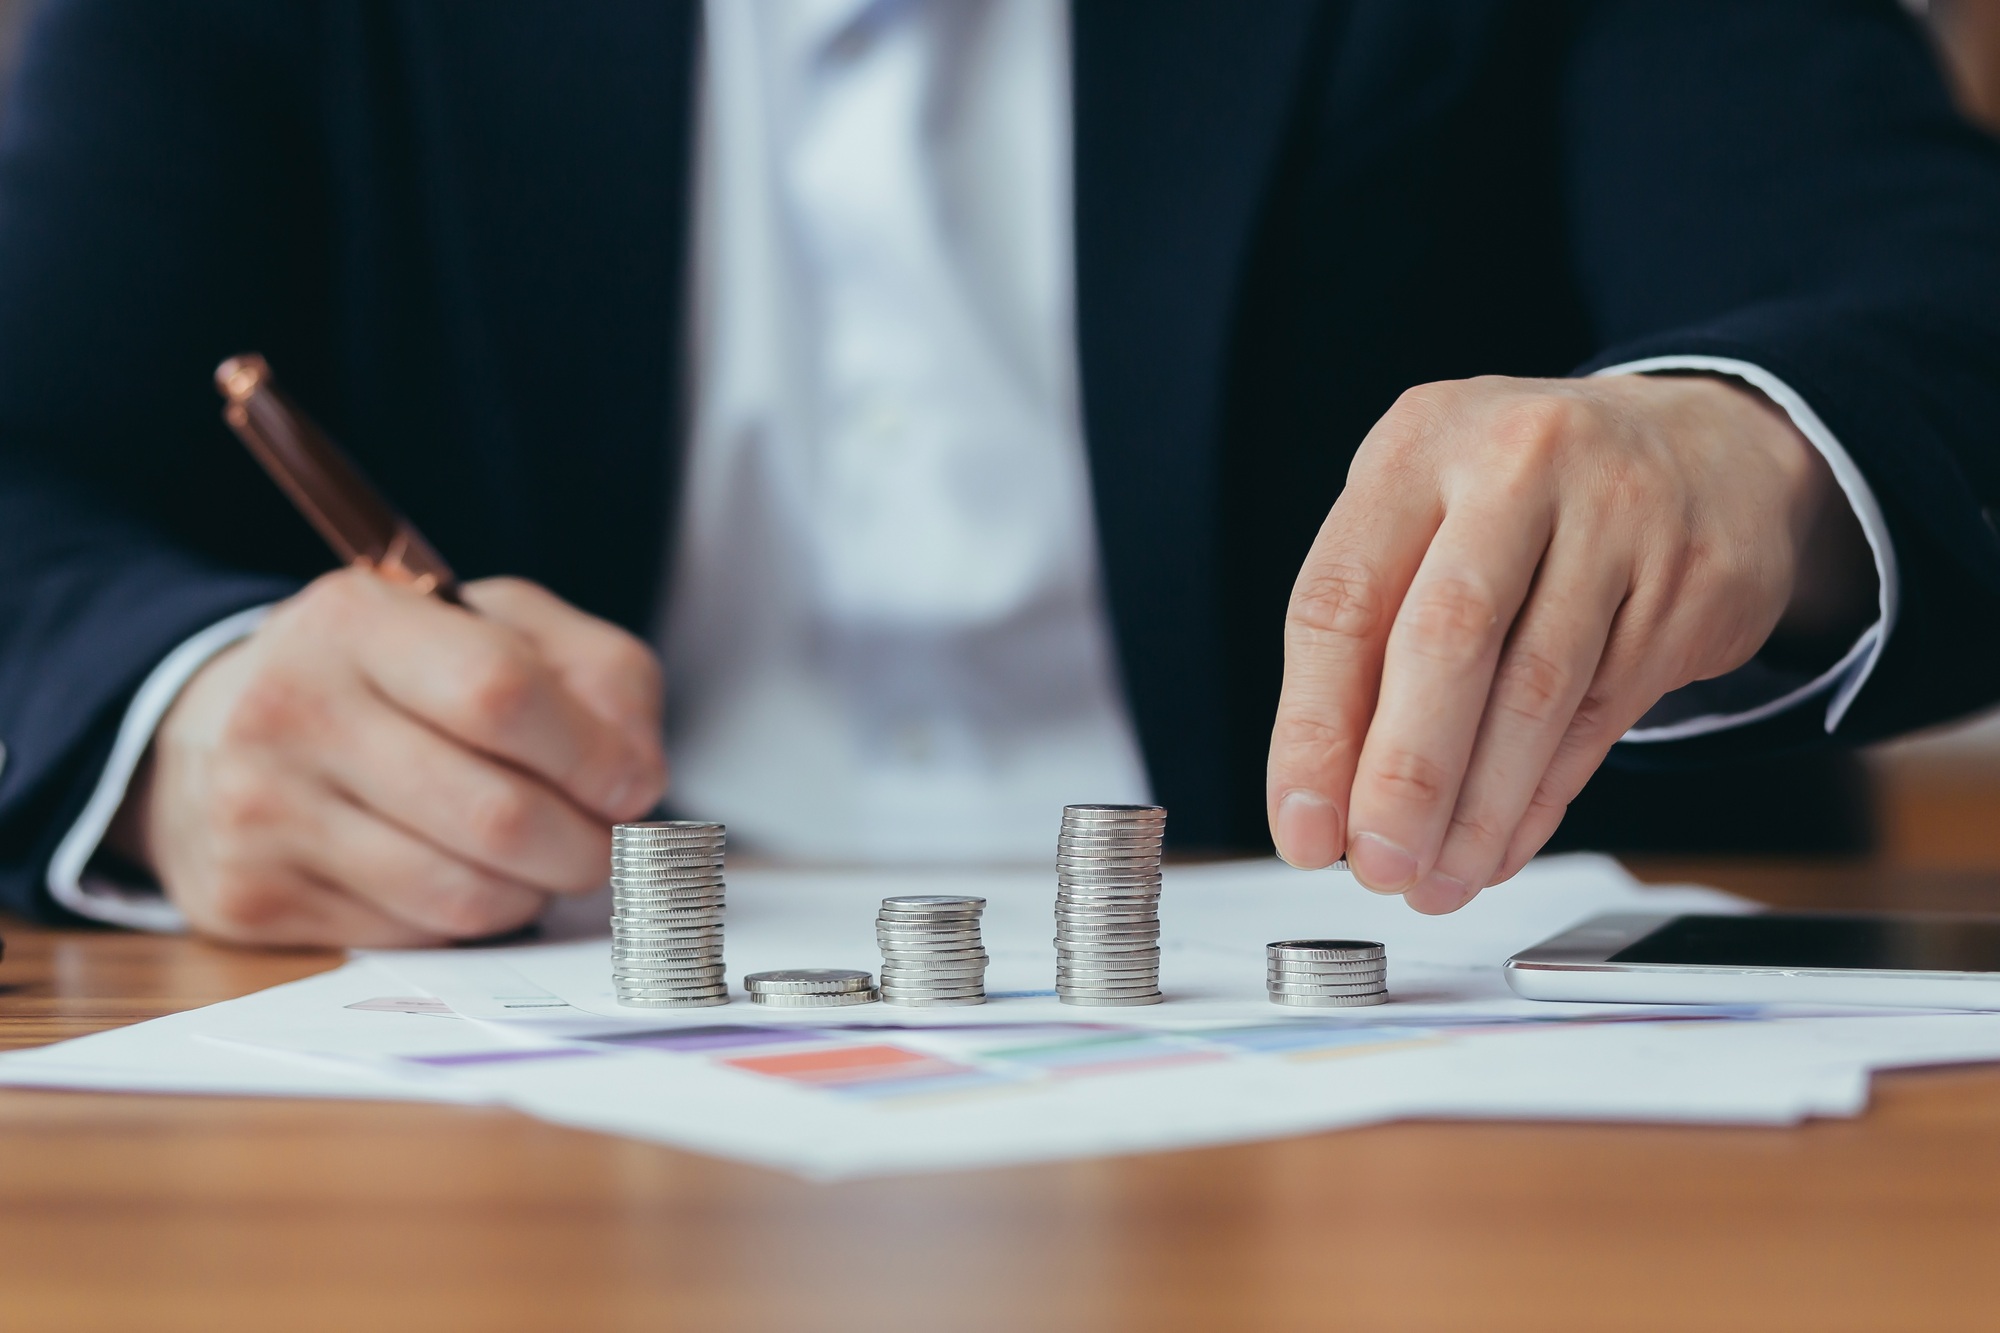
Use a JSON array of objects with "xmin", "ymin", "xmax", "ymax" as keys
[
  {"xmin": 46, "ymin": 0, "xmax": 1896, "ymax": 927},
  {"xmin": 661, "ymin": 0, "xmax": 1149, "ymax": 860}
]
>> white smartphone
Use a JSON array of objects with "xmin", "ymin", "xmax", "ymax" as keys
[{"xmin": 1504, "ymin": 911, "xmax": 2000, "ymax": 1010}]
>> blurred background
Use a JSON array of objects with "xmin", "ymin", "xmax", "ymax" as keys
[{"xmin": 0, "ymin": 0, "xmax": 1992, "ymax": 868}]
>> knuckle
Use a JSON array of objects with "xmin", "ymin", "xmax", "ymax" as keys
[
  {"xmin": 466, "ymin": 782, "xmax": 538, "ymax": 859},
  {"xmin": 1492, "ymin": 645, "xmax": 1573, "ymax": 722},
  {"xmin": 290, "ymin": 567, "xmax": 375, "ymax": 632},
  {"xmin": 1270, "ymin": 710, "xmax": 1359, "ymax": 768},
  {"xmin": 1398, "ymin": 577, "xmax": 1499, "ymax": 664},
  {"xmin": 459, "ymin": 651, "xmax": 539, "ymax": 737},
  {"xmin": 207, "ymin": 763, "xmax": 284, "ymax": 836},
  {"xmin": 1288, "ymin": 559, "xmax": 1388, "ymax": 644},
  {"xmin": 222, "ymin": 674, "xmax": 309, "ymax": 747},
  {"xmin": 1446, "ymin": 806, "xmax": 1513, "ymax": 851},
  {"xmin": 1369, "ymin": 747, "xmax": 1453, "ymax": 807}
]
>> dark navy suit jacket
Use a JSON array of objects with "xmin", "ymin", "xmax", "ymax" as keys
[{"xmin": 2, "ymin": 0, "xmax": 2000, "ymax": 919}]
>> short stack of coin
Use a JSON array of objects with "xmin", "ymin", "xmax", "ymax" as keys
[
  {"xmin": 1266, "ymin": 939, "xmax": 1387, "ymax": 1007},
  {"xmin": 742, "ymin": 969, "xmax": 878, "ymax": 1007},
  {"xmin": 610, "ymin": 821, "xmax": 729, "ymax": 1008},
  {"xmin": 1055, "ymin": 803, "xmax": 1166, "ymax": 1007},
  {"xmin": 876, "ymin": 896, "xmax": 988, "ymax": 1007}
]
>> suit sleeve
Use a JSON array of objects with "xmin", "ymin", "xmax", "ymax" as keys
[
  {"xmin": 1564, "ymin": 0, "xmax": 2000, "ymax": 763},
  {"xmin": 0, "ymin": 0, "xmax": 322, "ymax": 919}
]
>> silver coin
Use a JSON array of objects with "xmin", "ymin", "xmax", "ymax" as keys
[
  {"xmin": 880, "ymin": 963, "xmax": 988, "ymax": 978},
  {"xmin": 616, "ymin": 892, "xmax": 736, "ymax": 904},
  {"xmin": 1057, "ymin": 961, "xmax": 1161, "ymax": 973},
  {"xmin": 1060, "ymin": 803, "xmax": 1165, "ymax": 819},
  {"xmin": 612, "ymin": 876, "xmax": 725, "ymax": 888},
  {"xmin": 615, "ymin": 978, "xmax": 732, "ymax": 990},
  {"xmin": 880, "ymin": 995, "xmax": 988, "ymax": 1008},
  {"xmin": 615, "ymin": 986, "xmax": 731, "ymax": 1000},
  {"xmin": 614, "ymin": 820, "xmax": 725, "ymax": 834},
  {"xmin": 876, "ymin": 943, "xmax": 989, "ymax": 957},
  {"xmin": 612, "ymin": 912, "xmax": 725, "ymax": 924},
  {"xmin": 1267, "ymin": 991, "xmax": 1388, "ymax": 1008},
  {"xmin": 874, "ymin": 929, "xmax": 985, "ymax": 944},
  {"xmin": 749, "ymin": 990, "xmax": 880, "ymax": 1008},
  {"xmin": 614, "ymin": 994, "xmax": 731, "ymax": 1009},
  {"xmin": 1267, "ymin": 958, "xmax": 1388, "ymax": 973},
  {"xmin": 879, "ymin": 895, "xmax": 986, "ymax": 910},
  {"xmin": 878, "ymin": 978, "xmax": 987, "ymax": 993},
  {"xmin": 1058, "ymin": 994, "xmax": 1163, "ymax": 1007},
  {"xmin": 1265, "ymin": 982, "xmax": 1386, "ymax": 997},
  {"xmin": 1266, "ymin": 939, "xmax": 1386, "ymax": 961},
  {"xmin": 1059, "ymin": 964, "xmax": 1161, "ymax": 978},
  {"xmin": 1265, "ymin": 957, "xmax": 1388, "ymax": 971},
  {"xmin": 742, "ymin": 968, "xmax": 874, "ymax": 993},
  {"xmin": 616, "ymin": 978, "xmax": 729, "ymax": 990},
  {"xmin": 1056, "ymin": 983, "xmax": 1161, "ymax": 994},
  {"xmin": 1054, "ymin": 939, "xmax": 1161, "ymax": 953},
  {"xmin": 612, "ymin": 928, "xmax": 726, "ymax": 942}
]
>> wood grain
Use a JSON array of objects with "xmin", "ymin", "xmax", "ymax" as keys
[{"xmin": 2, "ymin": 861, "xmax": 1998, "ymax": 1331}]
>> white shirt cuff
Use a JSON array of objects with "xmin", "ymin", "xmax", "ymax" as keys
[
  {"xmin": 1593, "ymin": 355, "xmax": 1900, "ymax": 744},
  {"xmin": 45, "ymin": 605, "xmax": 274, "ymax": 931}
]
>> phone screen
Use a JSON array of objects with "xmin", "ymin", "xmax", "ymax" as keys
[{"xmin": 1611, "ymin": 914, "xmax": 2000, "ymax": 973}]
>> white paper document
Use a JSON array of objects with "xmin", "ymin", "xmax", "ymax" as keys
[{"xmin": 8, "ymin": 855, "xmax": 2000, "ymax": 1179}]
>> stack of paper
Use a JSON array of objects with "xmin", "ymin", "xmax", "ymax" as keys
[{"xmin": 6, "ymin": 855, "xmax": 2000, "ymax": 1179}]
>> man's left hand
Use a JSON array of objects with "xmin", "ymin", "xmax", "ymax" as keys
[{"xmin": 1265, "ymin": 373, "xmax": 1872, "ymax": 912}]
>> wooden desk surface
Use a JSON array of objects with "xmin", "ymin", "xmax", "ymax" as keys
[{"xmin": 4, "ymin": 859, "xmax": 1999, "ymax": 1332}]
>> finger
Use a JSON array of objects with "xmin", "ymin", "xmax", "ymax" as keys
[
  {"xmin": 185, "ymin": 860, "xmax": 448, "ymax": 949},
  {"xmin": 313, "ymin": 691, "xmax": 613, "ymax": 895},
  {"xmin": 317, "ymin": 573, "xmax": 650, "ymax": 819},
  {"xmin": 461, "ymin": 578, "xmax": 666, "ymax": 738},
  {"xmin": 1489, "ymin": 599, "xmax": 1680, "ymax": 884},
  {"xmin": 1344, "ymin": 484, "xmax": 1553, "ymax": 897},
  {"xmin": 290, "ymin": 778, "xmax": 551, "ymax": 939},
  {"xmin": 1266, "ymin": 458, "xmax": 1442, "ymax": 869},
  {"xmin": 1412, "ymin": 525, "xmax": 1629, "ymax": 913}
]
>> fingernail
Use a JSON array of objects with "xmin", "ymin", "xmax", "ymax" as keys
[
  {"xmin": 1405, "ymin": 870, "xmax": 1472, "ymax": 915},
  {"xmin": 1348, "ymin": 832, "xmax": 1419, "ymax": 893},
  {"xmin": 1274, "ymin": 789, "xmax": 1340, "ymax": 869}
]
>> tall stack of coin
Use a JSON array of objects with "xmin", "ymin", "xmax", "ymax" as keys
[
  {"xmin": 876, "ymin": 896, "xmax": 988, "ymax": 1007},
  {"xmin": 743, "ymin": 969, "xmax": 878, "ymax": 1007},
  {"xmin": 1266, "ymin": 939, "xmax": 1387, "ymax": 1007},
  {"xmin": 1055, "ymin": 803, "xmax": 1166, "ymax": 1006},
  {"xmin": 610, "ymin": 821, "xmax": 728, "ymax": 1008}
]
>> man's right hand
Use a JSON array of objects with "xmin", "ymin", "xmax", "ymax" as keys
[{"xmin": 109, "ymin": 570, "xmax": 668, "ymax": 946}]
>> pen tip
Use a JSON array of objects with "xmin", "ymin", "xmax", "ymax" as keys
[{"xmin": 215, "ymin": 353, "xmax": 269, "ymax": 402}]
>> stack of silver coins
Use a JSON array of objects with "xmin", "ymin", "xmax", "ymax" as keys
[
  {"xmin": 876, "ymin": 896, "xmax": 988, "ymax": 1007},
  {"xmin": 1055, "ymin": 803, "xmax": 1166, "ymax": 1006},
  {"xmin": 610, "ymin": 821, "xmax": 728, "ymax": 1008},
  {"xmin": 742, "ymin": 969, "xmax": 878, "ymax": 1007},
  {"xmin": 1266, "ymin": 939, "xmax": 1387, "ymax": 1007}
]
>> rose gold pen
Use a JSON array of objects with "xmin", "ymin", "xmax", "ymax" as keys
[{"xmin": 214, "ymin": 353, "xmax": 462, "ymax": 603}]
